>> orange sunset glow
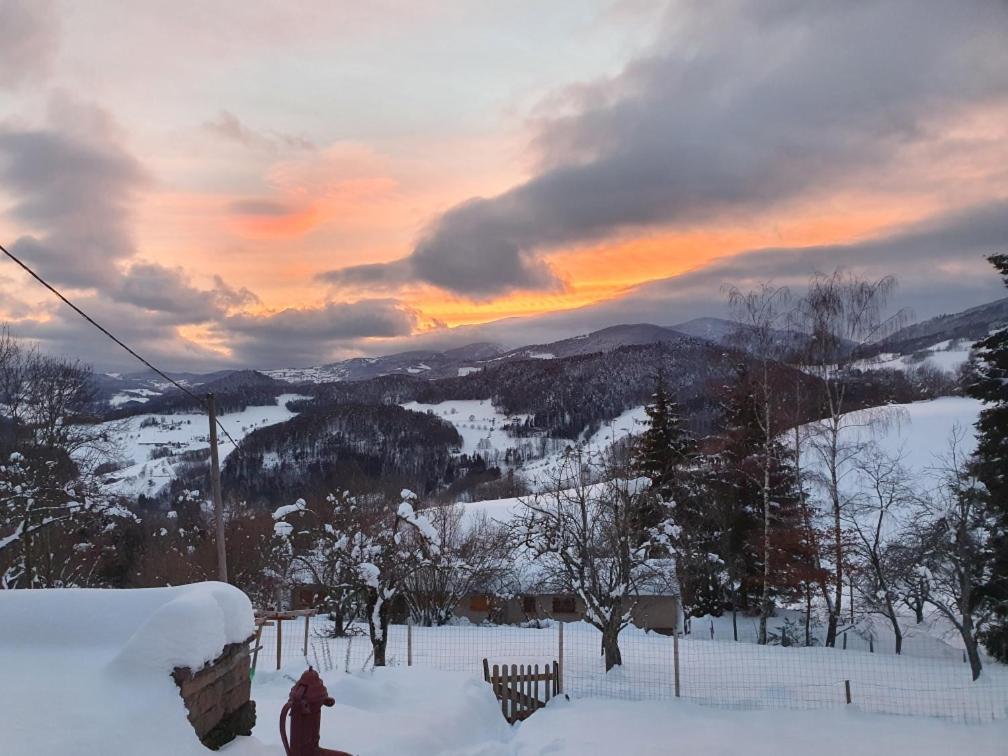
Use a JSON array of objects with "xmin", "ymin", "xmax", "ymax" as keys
[{"xmin": 0, "ymin": 1, "xmax": 1006, "ymax": 370}]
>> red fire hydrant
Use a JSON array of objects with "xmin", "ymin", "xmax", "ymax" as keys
[{"xmin": 279, "ymin": 667, "xmax": 351, "ymax": 756}]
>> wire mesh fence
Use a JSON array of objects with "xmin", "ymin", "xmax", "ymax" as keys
[{"xmin": 254, "ymin": 617, "xmax": 1008, "ymax": 725}]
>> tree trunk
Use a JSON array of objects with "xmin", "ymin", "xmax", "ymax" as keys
[
  {"xmin": 805, "ymin": 586, "xmax": 812, "ymax": 647},
  {"xmin": 758, "ymin": 390, "xmax": 772, "ymax": 646},
  {"xmin": 884, "ymin": 597, "xmax": 902, "ymax": 655},
  {"xmin": 601, "ymin": 622, "xmax": 623, "ymax": 671},
  {"xmin": 961, "ymin": 612, "xmax": 983, "ymax": 681},
  {"xmin": 368, "ymin": 594, "xmax": 390, "ymax": 667}
]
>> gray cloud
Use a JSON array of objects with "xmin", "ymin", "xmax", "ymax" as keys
[
  {"xmin": 0, "ymin": 0, "xmax": 58, "ymax": 90},
  {"xmin": 324, "ymin": 0, "xmax": 1008, "ymax": 296},
  {"xmin": 222, "ymin": 299, "xmax": 420, "ymax": 367},
  {"xmin": 0, "ymin": 98, "xmax": 147, "ymax": 288},
  {"xmin": 228, "ymin": 198, "xmax": 299, "ymax": 217},
  {"xmin": 204, "ymin": 110, "xmax": 315, "ymax": 152},
  {"xmin": 111, "ymin": 263, "xmax": 261, "ymax": 324},
  {"xmin": 347, "ymin": 199, "xmax": 1008, "ymax": 355}
]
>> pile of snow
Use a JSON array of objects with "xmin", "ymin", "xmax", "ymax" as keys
[{"xmin": 0, "ymin": 583, "xmax": 256, "ymax": 756}]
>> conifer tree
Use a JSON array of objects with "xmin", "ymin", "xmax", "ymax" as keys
[
  {"xmin": 967, "ymin": 254, "xmax": 1008, "ymax": 661},
  {"xmin": 634, "ymin": 373, "xmax": 693, "ymax": 521}
]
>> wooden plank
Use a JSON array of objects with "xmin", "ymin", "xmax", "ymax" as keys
[
  {"xmin": 251, "ymin": 623, "xmax": 264, "ymax": 674},
  {"xmin": 482, "ymin": 658, "xmax": 490, "ymax": 683},
  {"xmin": 495, "ymin": 665, "xmax": 505, "ymax": 719},
  {"xmin": 534, "ymin": 664, "xmax": 540, "ymax": 712}
]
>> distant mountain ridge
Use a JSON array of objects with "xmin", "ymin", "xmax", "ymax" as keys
[
  {"xmin": 94, "ymin": 296, "xmax": 1008, "ymax": 408},
  {"xmin": 880, "ymin": 296, "xmax": 1008, "ymax": 354}
]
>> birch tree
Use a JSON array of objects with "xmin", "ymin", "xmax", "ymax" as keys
[
  {"xmin": 725, "ymin": 283, "xmax": 791, "ymax": 644},
  {"xmin": 796, "ymin": 271, "xmax": 907, "ymax": 646}
]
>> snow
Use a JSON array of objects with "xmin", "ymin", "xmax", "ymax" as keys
[
  {"xmin": 109, "ymin": 387, "xmax": 161, "ymax": 406},
  {"xmin": 0, "ymin": 583, "xmax": 255, "ymax": 756},
  {"xmin": 272, "ymin": 498, "xmax": 307, "ymax": 521},
  {"xmin": 402, "ymin": 399, "xmax": 534, "ymax": 460},
  {"xmin": 495, "ymin": 697, "xmax": 1008, "ymax": 756},
  {"xmin": 853, "ymin": 339, "xmax": 973, "ymax": 375},
  {"xmin": 458, "ymin": 366, "xmax": 480, "ymax": 376},
  {"xmin": 95, "ymin": 393, "xmax": 307, "ymax": 497},
  {"xmin": 242, "ymin": 617, "xmax": 1008, "ymax": 755},
  {"xmin": 804, "ymin": 396, "xmax": 981, "ymax": 491},
  {"xmin": 521, "ymin": 405, "xmax": 648, "ymax": 487}
]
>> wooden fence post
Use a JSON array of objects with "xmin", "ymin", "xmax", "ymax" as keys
[
  {"xmin": 845, "ymin": 679, "xmax": 852, "ymax": 704},
  {"xmin": 673, "ymin": 632, "xmax": 681, "ymax": 698},
  {"xmin": 557, "ymin": 621, "xmax": 564, "ymax": 694},
  {"xmin": 407, "ymin": 621, "xmax": 413, "ymax": 667}
]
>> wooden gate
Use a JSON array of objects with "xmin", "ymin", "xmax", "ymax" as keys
[{"xmin": 482, "ymin": 659, "xmax": 560, "ymax": 724}]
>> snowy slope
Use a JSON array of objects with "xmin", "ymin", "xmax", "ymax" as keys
[
  {"xmin": 96, "ymin": 393, "xmax": 307, "ymax": 497},
  {"xmin": 804, "ymin": 396, "xmax": 981, "ymax": 482},
  {"xmin": 520, "ymin": 404, "xmax": 648, "ymax": 486}
]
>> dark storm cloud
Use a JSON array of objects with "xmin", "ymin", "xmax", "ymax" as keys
[
  {"xmin": 0, "ymin": 0, "xmax": 58, "ymax": 90},
  {"xmin": 0, "ymin": 100, "xmax": 147, "ymax": 288},
  {"xmin": 325, "ymin": 0, "xmax": 1008, "ymax": 296},
  {"xmin": 222, "ymin": 299, "xmax": 420, "ymax": 368}
]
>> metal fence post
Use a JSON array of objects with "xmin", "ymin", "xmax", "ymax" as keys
[
  {"xmin": 557, "ymin": 621, "xmax": 564, "ymax": 694},
  {"xmin": 302, "ymin": 614, "xmax": 310, "ymax": 658},
  {"xmin": 407, "ymin": 620, "xmax": 413, "ymax": 667},
  {"xmin": 845, "ymin": 679, "xmax": 852, "ymax": 704},
  {"xmin": 276, "ymin": 618, "xmax": 283, "ymax": 671},
  {"xmin": 673, "ymin": 632, "xmax": 681, "ymax": 698}
]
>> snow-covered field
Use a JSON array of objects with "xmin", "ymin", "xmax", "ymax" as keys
[
  {"xmin": 254, "ymin": 617, "xmax": 1008, "ymax": 726},
  {"xmin": 853, "ymin": 339, "xmax": 973, "ymax": 375},
  {"xmin": 402, "ymin": 399, "xmax": 541, "ymax": 464},
  {"xmin": 520, "ymin": 405, "xmax": 648, "ymax": 487},
  {"xmin": 94, "ymin": 394, "xmax": 306, "ymax": 497},
  {"xmin": 2, "ymin": 585, "xmax": 1005, "ymax": 755},
  {"xmin": 242, "ymin": 664, "xmax": 1008, "ymax": 756}
]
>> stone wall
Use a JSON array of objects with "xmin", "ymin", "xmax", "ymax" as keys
[{"xmin": 172, "ymin": 638, "xmax": 256, "ymax": 750}]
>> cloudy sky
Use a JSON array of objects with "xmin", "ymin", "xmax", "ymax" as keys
[{"xmin": 1, "ymin": 0, "xmax": 1007, "ymax": 371}]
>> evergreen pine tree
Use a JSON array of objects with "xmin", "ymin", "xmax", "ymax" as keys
[
  {"xmin": 634, "ymin": 372, "xmax": 693, "ymax": 502},
  {"xmin": 967, "ymin": 254, "xmax": 1008, "ymax": 661}
]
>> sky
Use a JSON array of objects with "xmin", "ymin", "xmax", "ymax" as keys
[{"xmin": 1, "ymin": 0, "xmax": 1007, "ymax": 371}]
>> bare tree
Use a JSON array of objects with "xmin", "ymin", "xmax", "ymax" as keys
[
  {"xmin": 796, "ymin": 271, "xmax": 907, "ymax": 646},
  {"xmin": 845, "ymin": 446, "xmax": 913, "ymax": 654},
  {"xmin": 517, "ymin": 448, "xmax": 668, "ymax": 670},
  {"xmin": 909, "ymin": 429, "xmax": 995, "ymax": 680},
  {"xmin": 402, "ymin": 504, "xmax": 511, "ymax": 626},
  {"xmin": 726, "ymin": 283, "xmax": 791, "ymax": 644}
]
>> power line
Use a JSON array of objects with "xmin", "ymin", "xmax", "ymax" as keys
[{"xmin": 0, "ymin": 240, "xmax": 244, "ymax": 454}]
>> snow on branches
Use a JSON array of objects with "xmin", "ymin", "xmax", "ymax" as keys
[{"xmin": 274, "ymin": 488, "xmax": 441, "ymax": 665}]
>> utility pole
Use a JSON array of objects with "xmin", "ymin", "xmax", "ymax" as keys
[{"xmin": 207, "ymin": 393, "xmax": 228, "ymax": 583}]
